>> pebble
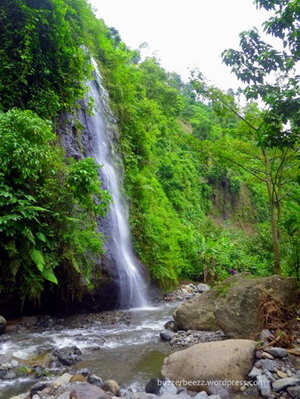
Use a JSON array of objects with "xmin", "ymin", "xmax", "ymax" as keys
[
  {"xmin": 160, "ymin": 331, "xmax": 174, "ymax": 342},
  {"xmin": 265, "ymin": 348, "xmax": 288, "ymax": 358},
  {"xmin": 248, "ymin": 366, "xmax": 262, "ymax": 379},
  {"xmin": 277, "ymin": 371, "xmax": 288, "ymax": 379},
  {"xmin": 10, "ymin": 359, "xmax": 19, "ymax": 367},
  {"xmin": 261, "ymin": 359, "xmax": 276, "ymax": 372},
  {"xmin": 257, "ymin": 374, "xmax": 272, "ymax": 397},
  {"xmin": 262, "ymin": 351, "xmax": 275, "ymax": 359}
]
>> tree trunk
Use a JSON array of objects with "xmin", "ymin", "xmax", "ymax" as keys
[{"xmin": 266, "ymin": 178, "xmax": 281, "ymax": 275}]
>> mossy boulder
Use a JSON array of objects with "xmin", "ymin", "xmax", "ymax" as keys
[{"xmin": 173, "ymin": 274, "xmax": 299, "ymax": 339}]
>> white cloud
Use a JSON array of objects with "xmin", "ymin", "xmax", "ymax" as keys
[{"xmin": 90, "ymin": 0, "xmax": 270, "ymax": 89}]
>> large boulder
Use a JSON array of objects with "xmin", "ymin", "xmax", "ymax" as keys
[
  {"xmin": 173, "ymin": 275, "xmax": 299, "ymax": 339},
  {"xmin": 173, "ymin": 290, "xmax": 219, "ymax": 332},
  {"xmin": 161, "ymin": 339, "xmax": 256, "ymax": 394},
  {"xmin": 0, "ymin": 315, "xmax": 7, "ymax": 334}
]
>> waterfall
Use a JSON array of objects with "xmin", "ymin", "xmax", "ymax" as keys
[{"xmin": 82, "ymin": 59, "xmax": 149, "ymax": 309}]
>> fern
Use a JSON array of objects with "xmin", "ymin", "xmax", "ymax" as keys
[{"xmin": 30, "ymin": 248, "xmax": 45, "ymax": 273}]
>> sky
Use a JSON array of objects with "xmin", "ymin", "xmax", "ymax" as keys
[{"xmin": 89, "ymin": 0, "xmax": 271, "ymax": 90}]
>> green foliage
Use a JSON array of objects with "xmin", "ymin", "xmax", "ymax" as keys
[
  {"xmin": 0, "ymin": 109, "xmax": 110, "ymax": 305},
  {"xmin": 1, "ymin": 0, "xmax": 299, "ymax": 302},
  {"xmin": 0, "ymin": 0, "xmax": 93, "ymax": 118}
]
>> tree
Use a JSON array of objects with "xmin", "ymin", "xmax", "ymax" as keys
[{"xmin": 190, "ymin": 0, "xmax": 300, "ymax": 274}]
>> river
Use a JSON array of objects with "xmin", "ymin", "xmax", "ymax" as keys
[{"xmin": 0, "ymin": 303, "xmax": 177, "ymax": 399}]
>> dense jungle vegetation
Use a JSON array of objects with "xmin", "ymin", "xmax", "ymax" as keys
[{"xmin": 0, "ymin": 0, "xmax": 299, "ymax": 308}]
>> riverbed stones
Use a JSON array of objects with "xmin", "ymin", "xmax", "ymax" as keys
[
  {"xmin": 0, "ymin": 315, "xmax": 7, "ymax": 334},
  {"xmin": 161, "ymin": 339, "xmax": 256, "ymax": 393},
  {"xmin": 173, "ymin": 275, "xmax": 299, "ymax": 339}
]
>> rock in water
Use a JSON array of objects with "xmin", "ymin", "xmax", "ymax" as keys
[
  {"xmin": 53, "ymin": 346, "xmax": 82, "ymax": 366},
  {"xmin": 161, "ymin": 339, "xmax": 256, "ymax": 393},
  {"xmin": 173, "ymin": 275, "xmax": 299, "ymax": 339},
  {"xmin": 145, "ymin": 377, "xmax": 177, "ymax": 395},
  {"xmin": 102, "ymin": 379, "xmax": 120, "ymax": 395},
  {"xmin": 0, "ymin": 315, "xmax": 7, "ymax": 334},
  {"xmin": 160, "ymin": 331, "xmax": 174, "ymax": 342}
]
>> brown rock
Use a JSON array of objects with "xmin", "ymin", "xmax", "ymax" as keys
[
  {"xmin": 102, "ymin": 380, "xmax": 120, "ymax": 395},
  {"xmin": 70, "ymin": 374, "xmax": 87, "ymax": 383},
  {"xmin": 69, "ymin": 382, "xmax": 111, "ymax": 399},
  {"xmin": 161, "ymin": 339, "xmax": 256, "ymax": 393}
]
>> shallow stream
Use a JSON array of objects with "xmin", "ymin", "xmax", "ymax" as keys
[{"xmin": 0, "ymin": 304, "xmax": 177, "ymax": 399}]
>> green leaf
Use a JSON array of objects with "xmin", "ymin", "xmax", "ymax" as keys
[
  {"xmin": 42, "ymin": 269, "xmax": 58, "ymax": 284},
  {"xmin": 37, "ymin": 232, "xmax": 47, "ymax": 243},
  {"xmin": 30, "ymin": 248, "xmax": 45, "ymax": 272}
]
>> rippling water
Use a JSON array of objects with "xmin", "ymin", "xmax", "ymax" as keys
[{"xmin": 0, "ymin": 303, "xmax": 177, "ymax": 399}]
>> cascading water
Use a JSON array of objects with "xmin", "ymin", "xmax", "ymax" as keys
[{"xmin": 82, "ymin": 59, "xmax": 149, "ymax": 308}]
